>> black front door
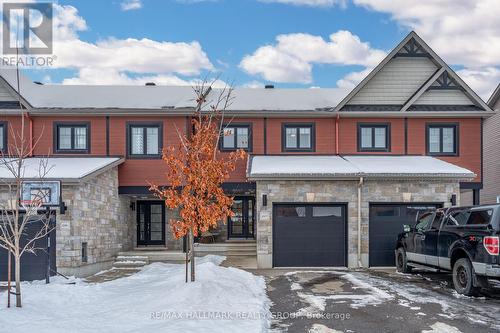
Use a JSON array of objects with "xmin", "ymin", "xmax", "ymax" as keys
[
  {"xmin": 137, "ymin": 201, "xmax": 165, "ymax": 246},
  {"xmin": 228, "ymin": 197, "xmax": 254, "ymax": 239}
]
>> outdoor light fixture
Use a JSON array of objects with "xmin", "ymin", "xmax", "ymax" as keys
[
  {"xmin": 262, "ymin": 194, "xmax": 267, "ymax": 207},
  {"xmin": 450, "ymin": 194, "xmax": 457, "ymax": 206},
  {"xmin": 130, "ymin": 202, "xmax": 136, "ymax": 211}
]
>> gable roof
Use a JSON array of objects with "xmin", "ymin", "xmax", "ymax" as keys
[
  {"xmin": 335, "ymin": 31, "xmax": 492, "ymax": 113},
  {"xmin": 488, "ymin": 83, "xmax": 500, "ymax": 108}
]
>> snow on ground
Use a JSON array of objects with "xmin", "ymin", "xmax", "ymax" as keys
[{"xmin": 0, "ymin": 255, "xmax": 271, "ymax": 333}]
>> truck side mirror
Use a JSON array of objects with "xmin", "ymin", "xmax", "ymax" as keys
[{"xmin": 403, "ymin": 224, "xmax": 411, "ymax": 233}]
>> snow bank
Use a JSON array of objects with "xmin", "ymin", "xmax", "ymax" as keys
[{"xmin": 0, "ymin": 255, "xmax": 271, "ymax": 333}]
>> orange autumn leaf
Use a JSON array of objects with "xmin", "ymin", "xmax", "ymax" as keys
[{"xmin": 149, "ymin": 113, "xmax": 246, "ymax": 239}]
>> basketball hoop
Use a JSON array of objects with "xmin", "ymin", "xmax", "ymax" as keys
[{"xmin": 20, "ymin": 198, "xmax": 43, "ymax": 207}]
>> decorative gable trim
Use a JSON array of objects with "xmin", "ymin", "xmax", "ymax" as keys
[
  {"xmin": 335, "ymin": 31, "xmax": 491, "ymax": 113},
  {"xmin": 428, "ymin": 71, "xmax": 462, "ymax": 91},
  {"xmin": 394, "ymin": 37, "xmax": 431, "ymax": 58}
]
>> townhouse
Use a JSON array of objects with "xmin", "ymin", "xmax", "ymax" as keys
[{"xmin": 0, "ymin": 31, "xmax": 493, "ymax": 278}]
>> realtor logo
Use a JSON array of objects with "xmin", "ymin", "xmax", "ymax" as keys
[{"xmin": 2, "ymin": 2, "xmax": 53, "ymax": 55}]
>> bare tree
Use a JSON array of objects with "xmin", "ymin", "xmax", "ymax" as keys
[{"xmin": 0, "ymin": 62, "xmax": 52, "ymax": 308}]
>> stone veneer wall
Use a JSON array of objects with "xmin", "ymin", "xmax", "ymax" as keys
[
  {"xmin": 256, "ymin": 179, "xmax": 460, "ymax": 269},
  {"xmin": 57, "ymin": 167, "xmax": 134, "ymax": 277}
]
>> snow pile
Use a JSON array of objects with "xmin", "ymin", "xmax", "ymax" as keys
[{"xmin": 0, "ymin": 255, "xmax": 271, "ymax": 333}]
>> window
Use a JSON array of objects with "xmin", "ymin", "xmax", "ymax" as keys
[
  {"xmin": 276, "ymin": 205, "xmax": 306, "ymax": 217},
  {"xmin": 467, "ymin": 210, "xmax": 493, "ymax": 225},
  {"xmin": 415, "ymin": 212, "xmax": 435, "ymax": 231},
  {"xmin": 427, "ymin": 124, "xmax": 458, "ymax": 155},
  {"xmin": 312, "ymin": 206, "xmax": 342, "ymax": 218},
  {"xmin": 372, "ymin": 206, "xmax": 401, "ymax": 217},
  {"xmin": 358, "ymin": 123, "xmax": 390, "ymax": 151},
  {"xmin": 282, "ymin": 124, "xmax": 314, "ymax": 151},
  {"xmin": 221, "ymin": 124, "xmax": 251, "ymax": 151},
  {"xmin": 54, "ymin": 123, "xmax": 90, "ymax": 153},
  {"xmin": 0, "ymin": 122, "xmax": 6, "ymax": 153},
  {"xmin": 127, "ymin": 123, "xmax": 162, "ymax": 158}
]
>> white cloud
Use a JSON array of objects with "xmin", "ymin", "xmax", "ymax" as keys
[
  {"xmin": 456, "ymin": 67, "xmax": 500, "ymax": 100},
  {"xmin": 258, "ymin": 0, "xmax": 346, "ymax": 7},
  {"xmin": 120, "ymin": 0, "xmax": 142, "ymax": 11},
  {"xmin": 240, "ymin": 80, "xmax": 265, "ymax": 88},
  {"xmin": 353, "ymin": 0, "xmax": 500, "ymax": 99},
  {"xmin": 41, "ymin": 4, "xmax": 213, "ymax": 84},
  {"xmin": 240, "ymin": 30, "xmax": 386, "ymax": 83},
  {"xmin": 336, "ymin": 67, "xmax": 372, "ymax": 89}
]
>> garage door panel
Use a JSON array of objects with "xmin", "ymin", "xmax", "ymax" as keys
[
  {"xmin": 273, "ymin": 204, "xmax": 346, "ymax": 267},
  {"xmin": 369, "ymin": 203, "xmax": 440, "ymax": 267}
]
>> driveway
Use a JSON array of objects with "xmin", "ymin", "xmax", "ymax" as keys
[{"xmin": 258, "ymin": 269, "xmax": 500, "ymax": 333}]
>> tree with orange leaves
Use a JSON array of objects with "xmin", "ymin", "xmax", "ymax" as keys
[{"xmin": 150, "ymin": 80, "xmax": 245, "ymax": 282}]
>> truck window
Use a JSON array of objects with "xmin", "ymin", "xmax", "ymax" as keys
[
  {"xmin": 415, "ymin": 212, "xmax": 435, "ymax": 231},
  {"xmin": 447, "ymin": 210, "xmax": 470, "ymax": 226},
  {"xmin": 466, "ymin": 210, "xmax": 493, "ymax": 225},
  {"xmin": 430, "ymin": 212, "xmax": 443, "ymax": 230}
]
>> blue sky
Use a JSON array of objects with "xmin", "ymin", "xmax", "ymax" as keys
[{"xmin": 18, "ymin": 0, "xmax": 500, "ymax": 99}]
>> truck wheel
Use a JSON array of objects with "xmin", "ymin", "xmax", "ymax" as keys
[
  {"xmin": 452, "ymin": 258, "xmax": 479, "ymax": 296},
  {"xmin": 396, "ymin": 247, "xmax": 412, "ymax": 273}
]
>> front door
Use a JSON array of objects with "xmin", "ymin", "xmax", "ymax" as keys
[
  {"xmin": 228, "ymin": 197, "xmax": 254, "ymax": 239},
  {"xmin": 137, "ymin": 201, "xmax": 165, "ymax": 246}
]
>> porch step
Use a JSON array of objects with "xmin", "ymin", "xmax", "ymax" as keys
[
  {"xmin": 117, "ymin": 251, "xmax": 185, "ymax": 263},
  {"xmin": 112, "ymin": 255, "xmax": 149, "ymax": 270},
  {"xmin": 194, "ymin": 241, "xmax": 256, "ymax": 257}
]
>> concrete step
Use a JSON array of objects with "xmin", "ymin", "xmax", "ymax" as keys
[
  {"xmin": 113, "ymin": 261, "xmax": 148, "ymax": 269},
  {"xmin": 115, "ymin": 255, "xmax": 149, "ymax": 262},
  {"xmin": 117, "ymin": 251, "xmax": 185, "ymax": 263}
]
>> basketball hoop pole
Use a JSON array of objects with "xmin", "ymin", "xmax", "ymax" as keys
[
  {"xmin": 7, "ymin": 250, "xmax": 11, "ymax": 308},
  {"xmin": 45, "ymin": 206, "xmax": 51, "ymax": 284}
]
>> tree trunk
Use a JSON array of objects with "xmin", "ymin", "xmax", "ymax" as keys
[
  {"xmin": 185, "ymin": 235, "xmax": 189, "ymax": 283},
  {"xmin": 14, "ymin": 254, "xmax": 21, "ymax": 307},
  {"xmin": 190, "ymin": 229, "xmax": 195, "ymax": 282}
]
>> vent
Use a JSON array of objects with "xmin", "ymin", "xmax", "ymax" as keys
[
  {"xmin": 145, "ymin": 82, "xmax": 156, "ymax": 86},
  {"xmin": 33, "ymin": 81, "xmax": 43, "ymax": 85},
  {"xmin": 265, "ymin": 84, "xmax": 274, "ymax": 89}
]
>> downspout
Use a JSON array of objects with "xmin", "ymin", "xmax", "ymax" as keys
[
  {"xmin": 25, "ymin": 112, "xmax": 33, "ymax": 157},
  {"xmin": 335, "ymin": 112, "xmax": 340, "ymax": 155},
  {"xmin": 357, "ymin": 176, "xmax": 364, "ymax": 268}
]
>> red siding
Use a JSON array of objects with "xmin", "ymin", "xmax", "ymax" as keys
[
  {"xmin": 265, "ymin": 118, "xmax": 335, "ymax": 154},
  {"xmin": 32, "ymin": 116, "xmax": 107, "ymax": 156},
  {"xmin": 407, "ymin": 118, "xmax": 481, "ymax": 182},
  {"xmin": 0, "ymin": 114, "xmax": 481, "ymax": 186},
  {"xmin": 338, "ymin": 118, "xmax": 405, "ymax": 154}
]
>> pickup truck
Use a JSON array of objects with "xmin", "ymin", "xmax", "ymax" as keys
[{"xmin": 395, "ymin": 204, "xmax": 500, "ymax": 296}]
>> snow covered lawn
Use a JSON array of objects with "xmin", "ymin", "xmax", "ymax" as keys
[{"xmin": 0, "ymin": 256, "xmax": 271, "ymax": 333}]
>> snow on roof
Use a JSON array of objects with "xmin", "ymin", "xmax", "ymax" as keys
[
  {"xmin": 343, "ymin": 156, "xmax": 474, "ymax": 177},
  {"xmin": 248, "ymin": 155, "xmax": 475, "ymax": 179},
  {"xmin": 249, "ymin": 156, "xmax": 356, "ymax": 178},
  {"xmin": 0, "ymin": 68, "xmax": 348, "ymax": 111},
  {"xmin": 0, "ymin": 157, "xmax": 123, "ymax": 183}
]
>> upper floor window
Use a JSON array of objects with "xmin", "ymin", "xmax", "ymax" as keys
[
  {"xmin": 358, "ymin": 123, "xmax": 390, "ymax": 152},
  {"xmin": 0, "ymin": 122, "xmax": 6, "ymax": 153},
  {"xmin": 221, "ymin": 124, "xmax": 251, "ymax": 151},
  {"xmin": 282, "ymin": 123, "xmax": 314, "ymax": 152},
  {"xmin": 427, "ymin": 124, "xmax": 458, "ymax": 156},
  {"xmin": 54, "ymin": 122, "xmax": 90, "ymax": 153},
  {"xmin": 127, "ymin": 123, "xmax": 162, "ymax": 158}
]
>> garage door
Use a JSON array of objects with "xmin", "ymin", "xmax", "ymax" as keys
[
  {"xmin": 369, "ymin": 203, "xmax": 441, "ymax": 267},
  {"xmin": 273, "ymin": 204, "xmax": 346, "ymax": 267},
  {"xmin": 0, "ymin": 214, "xmax": 56, "ymax": 281}
]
